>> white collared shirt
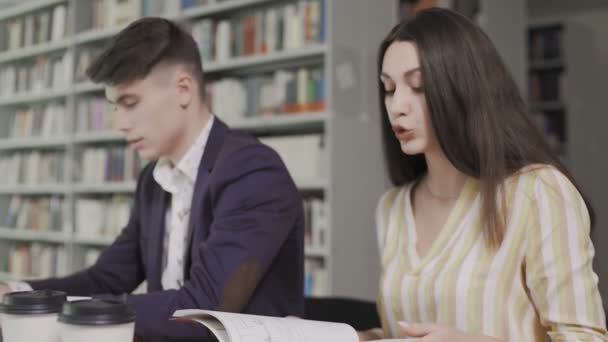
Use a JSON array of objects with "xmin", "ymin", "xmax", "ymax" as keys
[{"xmin": 153, "ymin": 115, "xmax": 214, "ymax": 290}]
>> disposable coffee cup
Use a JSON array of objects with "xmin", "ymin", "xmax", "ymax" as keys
[
  {"xmin": 58, "ymin": 298, "xmax": 135, "ymax": 342},
  {"xmin": 0, "ymin": 290, "xmax": 67, "ymax": 342}
]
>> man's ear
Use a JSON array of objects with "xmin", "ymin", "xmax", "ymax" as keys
[{"xmin": 176, "ymin": 71, "xmax": 194, "ymax": 108}]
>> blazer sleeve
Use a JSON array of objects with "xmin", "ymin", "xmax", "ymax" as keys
[
  {"xmin": 126, "ymin": 144, "xmax": 301, "ymax": 339},
  {"xmin": 27, "ymin": 166, "xmax": 151, "ymax": 296},
  {"xmin": 524, "ymin": 168, "xmax": 607, "ymax": 341}
]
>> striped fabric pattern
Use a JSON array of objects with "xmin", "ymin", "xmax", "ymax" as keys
[{"xmin": 375, "ymin": 165, "xmax": 607, "ymax": 341}]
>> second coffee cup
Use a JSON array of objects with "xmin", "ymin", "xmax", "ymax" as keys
[{"xmin": 58, "ymin": 298, "xmax": 136, "ymax": 342}]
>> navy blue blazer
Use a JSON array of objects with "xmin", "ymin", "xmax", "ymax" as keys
[{"xmin": 30, "ymin": 118, "xmax": 305, "ymax": 341}]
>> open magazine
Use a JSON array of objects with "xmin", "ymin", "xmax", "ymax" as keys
[{"xmin": 172, "ymin": 309, "xmax": 417, "ymax": 342}]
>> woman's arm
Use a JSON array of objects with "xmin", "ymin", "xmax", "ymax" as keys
[{"xmin": 525, "ymin": 169, "xmax": 607, "ymax": 341}]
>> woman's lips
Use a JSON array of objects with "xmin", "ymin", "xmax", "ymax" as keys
[{"xmin": 392, "ymin": 125, "xmax": 414, "ymax": 141}]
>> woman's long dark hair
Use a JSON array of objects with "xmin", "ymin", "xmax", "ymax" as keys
[{"xmin": 378, "ymin": 8, "xmax": 593, "ymax": 246}]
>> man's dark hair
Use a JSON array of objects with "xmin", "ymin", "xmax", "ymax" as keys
[{"xmin": 86, "ymin": 17, "xmax": 205, "ymax": 100}]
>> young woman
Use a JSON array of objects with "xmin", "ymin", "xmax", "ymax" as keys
[{"xmin": 363, "ymin": 7, "xmax": 607, "ymax": 342}]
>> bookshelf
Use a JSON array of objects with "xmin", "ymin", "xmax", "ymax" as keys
[
  {"xmin": 526, "ymin": 18, "xmax": 592, "ymax": 166},
  {"xmin": 0, "ymin": 185, "xmax": 66, "ymax": 195},
  {"xmin": 0, "ymin": 0, "xmax": 395, "ymax": 300},
  {"xmin": 203, "ymin": 44, "xmax": 326, "ymax": 72},
  {"xmin": 0, "ymin": 137, "xmax": 68, "ymax": 149},
  {"xmin": 0, "ymin": 227, "xmax": 68, "ymax": 243},
  {"xmin": 0, "ymin": 89, "xmax": 70, "ymax": 106},
  {"xmin": 0, "ymin": 39, "xmax": 71, "ymax": 64},
  {"xmin": 527, "ymin": 21, "xmax": 568, "ymax": 158}
]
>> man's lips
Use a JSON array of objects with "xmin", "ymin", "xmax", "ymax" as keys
[{"xmin": 127, "ymin": 138, "xmax": 143, "ymax": 145}]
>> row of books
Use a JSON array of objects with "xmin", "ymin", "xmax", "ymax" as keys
[
  {"xmin": 0, "ymin": 4, "xmax": 67, "ymax": 52},
  {"xmin": 82, "ymin": 244, "xmax": 328, "ymax": 296},
  {"xmin": 303, "ymin": 197, "xmax": 327, "ymax": 251},
  {"xmin": 260, "ymin": 134, "xmax": 325, "ymax": 181},
  {"xmin": 398, "ymin": 0, "xmax": 462, "ymax": 19},
  {"xmin": 529, "ymin": 27, "xmax": 563, "ymax": 61},
  {"xmin": 181, "ymin": 0, "xmax": 216, "ymax": 9},
  {"xmin": 142, "ymin": 0, "xmax": 180, "ymax": 17},
  {"xmin": 0, "ymin": 243, "xmax": 327, "ymax": 293},
  {"xmin": 1, "ymin": 195, "xmax": 65, "ymax": 232},
  {"xmin": 88, "ymin": 0, "xmax": 141, "ymax": 31},
  {"xmin": 71, "ymin": 65, "xmax": 325, "ymax": 135},
  {"xmin": 0, "ymin": 103, "xmax": 66, "ymax": 139},
  {"xmin": 74, "ymin": 47, "xmax": 103, "ymax": 83},
  {"xmin": 304, "ymin": 259, "xmax": 328, "ymax": 297},
  {"xmin": 191, "ymin": 0, "xmax": 325, "ymax": 63},
  {"xmin": 0, "ymin": 242, "xmax": 68, "ymax": 278},
  {"xmin": 207, "ymin": 66, "xmax": 325, "ymax": 122},
  {"xmin": 0, "ymin": 151, "xmax": 64, "ymax": 185},
  {"xmin": 75, "ymin": 95, "xmax": 116, "ymax": 133},
  {"xmin": 529, "ymin": 70, "xmax": 563, "ymax": 102},
  {"xmin": 75, "ymin": 195, "xmax": 131, "ymax": 239},
  {"xmin": 76, "ymin": 146, "xmax": 144, "ymax": 184},
  {"xmin": 0, "ymin": 126, "xmax": 327, "ymax": 174},
  {"xmin": 0, "ymin": 53, "xmax": 73, "ymax": 98},
  {"xmin": 84, "ymin": 248, "xmax": 102, "ymax": 268},
  {"xmin": 74, "ymin": 196, "xmax": 324, "ymax": 262}
]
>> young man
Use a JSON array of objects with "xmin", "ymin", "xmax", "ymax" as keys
[{"xmin": 0, "ymin": 17, "xmax": 305, "ymax": 341}]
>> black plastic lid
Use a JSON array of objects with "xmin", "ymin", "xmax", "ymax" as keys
[
  {"xmin": 59, "ymin": 299, "xmax": 135, "ymax": 326},
  {"xmin": 0, "ymin": 290, "xmax": 67, "ymax": 315}
]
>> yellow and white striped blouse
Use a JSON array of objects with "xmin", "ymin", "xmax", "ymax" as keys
[{"xmin": 375, "ymin": 165, "xmax": 607, "ymax": 341}]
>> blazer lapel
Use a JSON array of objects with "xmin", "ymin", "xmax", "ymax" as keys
[
  {"xmin": 149, "ymin": 186, "xmax": 170, "ymax": 290},
  {"xmin": 183, "ymin": 118, "xmax": 229, "ymax": 279}
]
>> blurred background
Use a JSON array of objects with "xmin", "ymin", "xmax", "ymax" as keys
[{"xmin": 0, "ymin": 0, "xmax": 606, "ymax": 313}]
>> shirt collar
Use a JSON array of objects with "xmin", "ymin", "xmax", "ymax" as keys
[{"xmin": 153, "ymin": 115, "xmax": 215, "ymax": 192}]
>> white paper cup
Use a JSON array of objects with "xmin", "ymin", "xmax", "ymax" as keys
[
  {"xmin": 0, "ymin": 290, "xmax": 67, "ymax": 342},
  {"xmin": 60, "ymin": 321, "xmax": 135, "ymax": 341},
  {"xmin": 58, "ymin": 299, "xmax": 135, "ymax": 342}
]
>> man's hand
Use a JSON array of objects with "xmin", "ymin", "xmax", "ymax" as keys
[
  {"xmin": 399, "ymin": 322, "xmax": 504, "ymax": 342},
  {"xmin": 0, "ymin": 282, "xmax": 10, "ymax": 299},
  {"xmin": 0, "ymin": 282, "xmax": 9, "ymax": 328}
]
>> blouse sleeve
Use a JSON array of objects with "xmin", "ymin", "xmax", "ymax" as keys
[{"xmin": 525, "ymin": 168, "xmax": 607, "ymax": 341}]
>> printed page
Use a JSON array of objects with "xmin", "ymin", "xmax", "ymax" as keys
[{"xmin": 173, "ymin": 309, "xmax": 358, "ymax": 342}]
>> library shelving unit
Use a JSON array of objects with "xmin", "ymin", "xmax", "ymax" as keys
[
  {"xmin": 527, "ymin": 19, "xmax": 569, "ymax": 162},
  {"xmin": 0, "ymin": 0, "xmax": 395, "ymax": 300},
  {"xmin": 527, "ymin": 17, "xmax": 594, "ymax": 171}
]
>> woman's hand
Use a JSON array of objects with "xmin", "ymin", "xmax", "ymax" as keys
[
  {"xmin": 399, "ymin": 322, "xmax": 504, "ymax": 342},
  {"xmin": 357, "ymin": 328, "xmax": 384, "ymax": 341}
]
